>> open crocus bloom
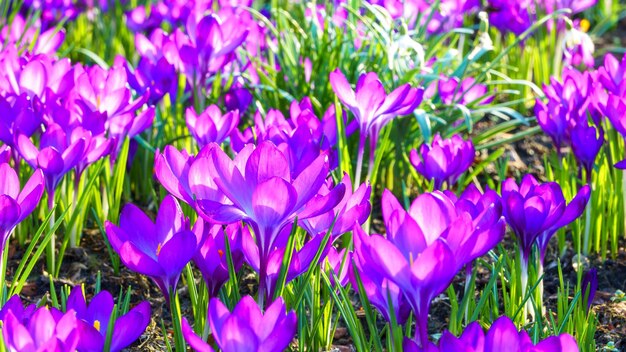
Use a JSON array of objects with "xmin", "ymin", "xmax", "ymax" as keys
[
  {"xmin": 182, "ymin": 296, "xmax": 297, "ymax": 352},
  {"xmin": 405, "ymin": 315, "xmax": 579, "ymax": 352},
  {"xmin": 188, "ymin": 141, "xmax": 344, "ymax": 303},
  {"xmin": 186, "ymin": 105, "xmax": 239, "ymax": 148},
  {"xmin": 501, "ymin": 174, "xmax": 590, "ymax": 266},
  {"xmin": 105, "ymin": 195, "xmax": 202, "ymax": 301},
  {"xmin": 410, "ymin": 133, "xmax": 475, "ymax": 190},
  {"xmin": 2, "ymin": 306, "xmax": 80, "ymax": 352},
  {"xmin": 355, "ymin": 189, "xmax": 504, "ymax": 347},
  {"xmin": 66, "ymin": 286, "xmax": 151, "ymax": 352}
]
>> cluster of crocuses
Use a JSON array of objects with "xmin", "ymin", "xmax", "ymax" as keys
[
  {"xmin": 0, "ymin": 287, "xmax": 150, "ymax": 352},
  {"xmin": 0, "ymin": 1, "xmax": 607, "ymax": 352},
  {"xmin": 0, "ymin": 30, "xmax": 155, "ymax": 204},
  {"xmin": 535, "ymin": 68, "xmax": 602, "ymax": 182},
  {"xmin": 537, "ymin": 53, "xmax": 626, "ymax": 178},
  {"xmin": 128, "ymin": 1, "xmax": 263, "ymax": 108}
]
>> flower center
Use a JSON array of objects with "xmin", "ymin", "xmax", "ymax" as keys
[
  {"xmin": 94, "ymin": 320, "xmax": 101, "ymax": 331},
  {"xmin": 218, "ymin": 249, "xmax": 224, "ymax": 258},
  {"xmin": 157, "ymin": 243, "xmax": 163, "ymax": 256}
]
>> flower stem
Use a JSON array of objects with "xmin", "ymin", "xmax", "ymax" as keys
[
  {"xmin": 46, "ymin": 192, "xmax": 56, "ymax": 276},
  {"xmin": 354, "ymin": 133, "xmax": 367, "ymax": 190},
  {"xmin": 170, "ymin": 292, "xmax": 186, "ymax": 351},
  {"xmin": 519, "ymin": 255, "xmax": 529, "ymax": 323},
  {"xmin": 582, "ymin": 200, "xmax": 591, "ymax": 255}
]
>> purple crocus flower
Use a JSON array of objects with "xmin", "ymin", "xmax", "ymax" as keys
[
  {"xmin": 409, "ymin": 133, "xmax": 475, "ymax": 190},
  {"xmin": 563, "ymin": 23, "xmax": 595, "ymax": 68},
  {"xmin": 154, "ymin": 145, "xmax": 198, "ymax": 206},
  {"xmin": 177, "ymin": 13, "xmax": 248, "ymax": 88},
  {"xmin": 330, "ymin": 69, "xmax": 422, "ymax": 183},
  {"xmin": 501, "ymin": 175, "xmax": 590, "ymax": 307},
  {"xmin": 224, "ymin": 81, "xmax": 253, "ymax": 113},
  {"xmin": 66, "ymin": 286, "xmax": 151, "ymax": 352},
  {"xmin": 602, "ymin": 95, "xmax": 626, "ymax": 168},
  {"xmin": 0, "ymin": 95, "xmax": 42, "ymax": 150},
  {"xmin": 353, "ymin": 223, "xmax": 453, "ymax": 346},
  {"xmin": 429, "ymin": 316, "xmax": 579, "ymax": 351},
  {"xmin": 186, "ymin": 105, "xmax": 240, "ymax": 148},
  {"xmin": 181, "ymin": 296, "xmax": 297, "ymax": 352},
  {"xmin": 425, "ymin": 76, "xmax": 493, "ymax": 106},
  {"xmin": 0, "ymin": 164, "xmax": 44, "ymax": 254},
  {"xmin": 487, "ymin": 0, "xmax": 535, "ymax": 36},
  {"xmin": 192, "ymin": 220, "xmax": 245, "ymax": 298},
  {"xmin": 570, "ymin": 121, "xmax": 604, "ymax": 182},
  {"xmin": 2, "ymin": 306, "xmax": 80, "ymax": 352},
  {"xmin": 16, "ymin": 124, "xmax": 87, "ymax": 207},
  {"xmin": 535, "ymin": 69, "xmax": 595, "ymax": 153},
  {"xmin": 130, "ymin": 29, "xmax": 179, "ymax": 104},
  {"xmin": 188, "ymin": 141, "xmax": 345, "ymax": 304},
  {"xmin": 0, "ymin": 295, "xmax": 36, "ymax": 323},
  {"xmin": 598, "ymin": 54, "xmax": 626, "ymax": 96},
  {"xmin": 70, "ymin": 127, "xmax": 112, "ymax": 184},
  {"xmin": 105, "ymin": 195, "xmax": 202, "ymax": 301},
  {"xmin": 357, "ymin": 188, "xmax": 503, "ymax": 346},
  {"xmin": 75, "ymin": 64, "xmax": 148, "ymax": 121},
  {"xmin": 581, "ymin": 268, "xmax": 597, "ymax": 312},
  {"xmin": 0, "ymin": 14, "xmax": 65, "ymax": 55}
]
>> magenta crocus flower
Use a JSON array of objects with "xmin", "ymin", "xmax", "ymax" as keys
[
  {"xmin": 16, "ymin": 124, "xmax": 87, "ymax": 207},
  {"xmin": 105, "ymin": 195, "xmax": 202, "ymax": 301},
  {"xmin": 570, "ymin": 121, "xmax": 604, "ymax": 181},
  {"xmin": 535, "ymin": 69, "xmax": 594, "ymax": 153},
  {"xmin": 353, "ymin": 223, "xmax": 453, "ymax": 346},
  {"xmin": 75, "ymin": 64, "xmax": 147, "ymax": 120},
  {"xmin": 154, "ymin": 145, "xmax": 198, "ymax": 206},
  {"xmin": 0, "ymin": 164, "xmax": 44, "ymax": 253},
  {"xmin": 409, "ymin": 133, "xmax": 475, "ymax": 190},
  {"xmin": 0, "ymin": 295, "xmax": 36, "ymax": 323},
  {"xmin": 501, "ymin": 175, "xmax": 590, "ymax": 304},
  {"xmin": 429, "ymin": 316, "xmax": 579, "ymax": 352},
  {"xmin": 188, "ymin": 141, "xmax": 344, "ymax": 304},
  {"xmin": 66, "ymin": 286, "xmax": 151, "ymax": 352},
  {"xmin": 177, "ymin": 13, "xmax": 248, "ymax": 87},
  {"xmin": 330, "ymin": 69, "xmax": 422, "ymax": 183},
  {"xmin": 502, "ymin": 175, "xmax": 590, "ymax": 265},
  {"xmin": 2, "ymin": 306, "xmax": 80, "ymax": 352},
  {"xmin": 192, "ymin": 220, "xmax": 245, "ymax": 298},
  {"xmin": 182, "ymin": 296, "xmax": 297, "ymax": 352},
  {"xmin": 0, "ymin": 95, "xmax": 42, "ymax": 149},
  {"xmin": 602, "ymin": 95, "xmax": 626, "ymax": 168},
  {"xmin": 598, "ymin": 54, "xmax": 626, "ymax": 96},
  {"xmin": 358, "ymin": 189, "xmax": 503, "ymax": 346},
  {"xmin": 186, "ymin": 105, "xmax": 240, "ymax": 148},
  {"xmin": 130, "ymin": 29, "xmax": 179, "ymax": 104},
  {"xmin": 487, "ymin": 0, "xmax": 534, "ymax": 35},
  {"xmin": 581, "ymin": 268, "xmax": 597, "ymax": 312},
  {"xmin": 425, "ymin": 76, "xmax": 493, "ymax": 106}
]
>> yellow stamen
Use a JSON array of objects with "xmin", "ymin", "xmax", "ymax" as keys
[
  {"xmin": 409, "ymin": 252, "xmax": 414, "ymax": 267},
  {"xmin": 94, "ymin": 320, "xmax": 101, "ymax": 332},
  {"xmin": 156, "ymin": 243, "xmax": 163, "ymax": 256},
  {"xmin": 580, "ymin": 19, "xmax": 590, "ymax": 33}
]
